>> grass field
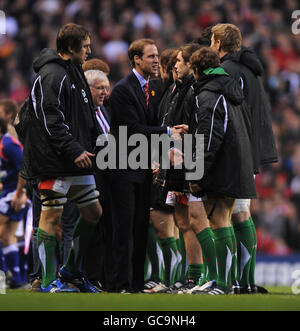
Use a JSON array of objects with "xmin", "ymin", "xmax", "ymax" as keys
[{"xmin": 0, "ymin": 286, "xmax": 299, "ymax": 311}]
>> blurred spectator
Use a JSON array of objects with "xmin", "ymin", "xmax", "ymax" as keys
[
  {"xmin": 102, "ymin": 24, "xmax": 129, "ymax": 64},
  {"xmin": 133, "ymin": 2, "xmax": 163, "ymax": 32}
]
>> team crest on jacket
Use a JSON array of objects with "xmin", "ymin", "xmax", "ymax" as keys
[{"xmin": 81, "ymin": 89, "xmax": 89, "ymax": 103}]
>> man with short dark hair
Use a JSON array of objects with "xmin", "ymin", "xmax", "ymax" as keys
[
  {"xmin": 108, "ymin": 38, "xmax": 186, "ymax": 293},
  {"xmin": 0, "ymin": 99, "xmax": 18, "ymax": 137},
  {"xmin": 0, "ymin": 99, "xmax": 18, "ymax": 123},
  {"xmin": 21, "ymin": 23, "xmax": 102, "ymax": 293}
]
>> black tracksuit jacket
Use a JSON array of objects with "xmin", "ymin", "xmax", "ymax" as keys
[
  {"xmin": 161, "ymin": 75, "xmax": 195, "ymax": 192},
  {"xmin": 220, "ymin": 48, "xmax": 278, "ymax": 173},
  {"xmin": 188, "ymin": 71, "xmax": 257, "ymax": 199},
  {"xmin": 19, "ymin": 48, "xmax": 100, "ymax": 180}
]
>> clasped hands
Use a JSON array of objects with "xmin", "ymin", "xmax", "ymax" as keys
[
  {"xmin": 170, "ymin": 124, "xmax": 189, "ymax": 140},
  {"xmin": 168, "ymin": 124, "xmax": 188, "ymax": 167}
]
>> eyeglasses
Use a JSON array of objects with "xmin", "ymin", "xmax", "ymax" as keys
[{"xmin": 91, "ymin": 85, "xmax": 110, "ymax": 91}]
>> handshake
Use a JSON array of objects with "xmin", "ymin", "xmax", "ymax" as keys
[
  {"xmin": 169, "ymin": 124, "xmax": 189, "ymax": 140},
  {"xmin": 168, "ymin": 124, "xmax": 189, "ymax": 167}
]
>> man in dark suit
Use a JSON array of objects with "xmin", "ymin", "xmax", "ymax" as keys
[
  {"xmin": 108, "ymin": 38, "xmax": 186, "ymax": 293},
  {"xmin": 83, "ymin": 69, "xmax": 112, "ymax": 290}
]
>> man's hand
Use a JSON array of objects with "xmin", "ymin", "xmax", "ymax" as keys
[
  {"xmin": 168, "ymin": 148, "xmax": 184, "ymax": 167},
  {"xmin": 74, "ymin": 151, "xmax": 95, "ymax": 168},
  {"xmin": 11, "ymin": 189, "xmax": 27, "ymax": 212},
  {"xmin": 174, "ymin": 124, "xmax": 189, "ymax": 134},
  {"xmin": 152, "ymin": 161, "xmax": 160, "ymax": 183},
  {"xmin": 170, "ymin": 124, "xmax": 189, "ymax": 140}
]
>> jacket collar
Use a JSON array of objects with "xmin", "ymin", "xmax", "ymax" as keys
[
  {"xmin": 128, "ymin": 72, "xmax": 148, "ymax": 111},
  {"xmin": 175, "ymin": 74, "xmax": 194, "ymax": 89},
  {"xmin": 132, "ymin": 68, "xmax": 149, "ymax": 91}
]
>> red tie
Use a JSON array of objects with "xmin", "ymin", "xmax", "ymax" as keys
[{"xmin": 144, "ymin": 82, "xmax": 149, "ymax": 108}]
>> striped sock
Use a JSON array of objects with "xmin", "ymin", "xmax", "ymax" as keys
[
  {"xmin": 234, "ymin": 219, "xmax": 255, "ymax": 286},
  {"xmin": 0, "ymin": 242, "xmax": 7, "ymax": 273},
  {"xmin": 196, "ymin": 227, "xmax": 217, "ymax": 283},
  {"xmin": 37, "ymin": 228, "xmax": 57, "ymax": 288},
  {"xmin": 177, "ymin": 232, "xmax": 188, "ymax": 283},
  {"xmin": 229, "ymin": 225, "xmax": 238, "ymax": 285},
  {"xmin": 160, "ymin": 237, "xmax": 178, "ymax": 286},
  {"xmin": 3, "ymin": 244, "xmax": 22, "ymax": 286},
  {"xmin": 187, "ymin": 263, "xmax": 205, "ymax": 285},
  {"xmin": 146, "ymin": 223, "xmax": 164, "ymax": 283},
  {"xmin": 213, "ymin": 227, "xmax": 233, "ymax": 290},
  {"xmin": 249, "ymin": 216, "xmax": 257, "ymax": 285}
]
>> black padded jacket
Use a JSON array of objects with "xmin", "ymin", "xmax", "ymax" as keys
[
  {"xmin": 221, "ymin": 48, "xmax": 278, "ymax": 173},
  {"xmin": 188, "ymin": 70, "xmax": 257, "ymax": 199},
  {"xmin": 19, "ymin": 48, "xmax": 100, "ymax": 180}
]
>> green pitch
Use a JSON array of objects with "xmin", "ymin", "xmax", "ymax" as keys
[{"xmin": 0, "ymin": 287, "xmax": 299, "ymax": 311}]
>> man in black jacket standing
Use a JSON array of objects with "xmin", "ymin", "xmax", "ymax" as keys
[
  {"xmin": 163, "ymin": 43, "xmax": 205, "ymax": 294},
  {"xmin": 21, "ymin": 23, "xmax": 102, "ymax": 293},
  {"xmin": 210, "ymin": 23, "xmax": 278, "ymax": 293},
  {"xmin": 108, "ymin": 38, "xmax": 185, "ymax": 293},
  {"xmin": 188, "ymin": 47, "xmax": 257, "ymax": 294}
]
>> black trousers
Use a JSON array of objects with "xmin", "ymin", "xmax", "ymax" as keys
[
  {"xmin": 109, "ymin": 175, "xmax": 151, "ymax": 292},
  {"xmin": 83, "ymin": 198, "xmax": 113, "ymax": 290}
]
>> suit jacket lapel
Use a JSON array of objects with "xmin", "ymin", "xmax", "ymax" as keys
[
  {"xmin": 101, "ymin": 105, "xmax": 111, "ymax": 124},
  {"xmin": 147, "ymin": 81, "xmax": 156, "ymax": 123},
  {"xmin": 129, "ymin": 72, "xmax": 147, "ymax": 112},
  {"xmin": 134, "ymin": 85, "xmax": 147, "ymax": 112}
]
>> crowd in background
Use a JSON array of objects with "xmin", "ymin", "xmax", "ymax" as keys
[{"xmin": 1, "ymin": 0, "xmax": 300, "ymax": 255}]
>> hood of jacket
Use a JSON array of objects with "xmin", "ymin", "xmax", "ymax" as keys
[
  {"xmin": 221, "ymin": 46, "xmax": 263, "ymax": 77},
  {"xmin": 194, "ymin": 67, "xmax": 244, "ymax": 106},
  {"xmin": 33, "ymin": 48, "xmax": 67, "ymax": 73}
]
